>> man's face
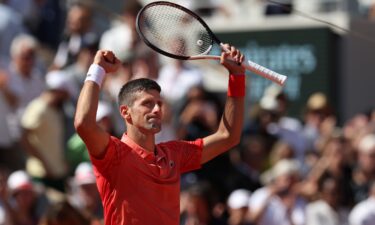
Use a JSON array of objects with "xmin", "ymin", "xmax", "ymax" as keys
[{"xmin": 126, "ymin": 89, "xmax": 163, "ymax": 134}]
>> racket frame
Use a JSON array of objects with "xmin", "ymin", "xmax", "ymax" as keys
[
  {"xmin": 136, "ymin": 1, "xmax": 287, "ymax": 86},
  {"xmin": 136, "ymin": 1, "xmax": 220, "ymax": 60}
]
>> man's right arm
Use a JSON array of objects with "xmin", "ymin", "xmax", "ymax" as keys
[{"xmin": 74, "ymin": 50, "xmax": 121, "ymax": 159}]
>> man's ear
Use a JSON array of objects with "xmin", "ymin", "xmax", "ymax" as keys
[{"xmin": 120, "ymin": 105, "xmax": 131, "ymax": 121}]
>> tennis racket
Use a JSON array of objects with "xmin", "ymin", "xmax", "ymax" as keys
[{"xmin": 136, "ymin": 1, "xmax": 287, "ymax": 86}]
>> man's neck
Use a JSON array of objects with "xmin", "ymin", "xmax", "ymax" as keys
[{"xmin": 127, "ymin": 128, "xmax": 156, "ymax": 153}]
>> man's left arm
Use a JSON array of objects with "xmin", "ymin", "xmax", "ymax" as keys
[{"xmin": 201, "ymin": 44, "xmax": 246, "ymax": 164}]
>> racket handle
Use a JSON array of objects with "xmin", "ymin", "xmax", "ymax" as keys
[{"xmin": 244, "ymin": 60, "xmax": 287, "ymax": 86}]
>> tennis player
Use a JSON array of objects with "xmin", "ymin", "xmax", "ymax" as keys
[{"xmin": 74, "ymin": 44, "xmax": 246, "ymax": 225}]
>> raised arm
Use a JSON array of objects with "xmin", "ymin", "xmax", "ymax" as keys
[
  {"xmin": 201, "ymin": 45, "xmax": 246, "ymax": 164},
  {"xmin": 74, "ymin": 50, "xmax": 121, "ymax": 159}
]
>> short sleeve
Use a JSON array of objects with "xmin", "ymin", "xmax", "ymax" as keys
[
  {"xmin": 90, "ymin": 136, "xmax": 124, "ymax": 177},
  {"xmin": 179, "ymin": 138, "xmax": 203, "ymax": 173}
]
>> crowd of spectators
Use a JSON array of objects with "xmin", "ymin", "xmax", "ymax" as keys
[{"xmin": 1, "ymin": 0, "xmax": 375, "ymax": 225}]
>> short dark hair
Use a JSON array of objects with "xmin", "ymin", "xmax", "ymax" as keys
[{"xmin": 118, "ymin": 78, "xmax": 161, "ymax": 106}]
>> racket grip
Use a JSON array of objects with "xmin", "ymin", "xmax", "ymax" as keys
[{"xmin": 244, "ymin": 60, "xmax": 287, "ymax": 86}]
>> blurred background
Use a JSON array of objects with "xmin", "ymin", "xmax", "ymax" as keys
[{"xmin": 1, "ymin": 0, "xmax": 375, "ymax": 225}]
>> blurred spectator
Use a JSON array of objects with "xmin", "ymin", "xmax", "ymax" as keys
[
  {"xmin": 269, "ymin": 140, "xmax": 295, "ymax": 165},
  {"xmin": 38, "ymin": 200, "xmax": 90, "ymax": 225},
  {"xmin": 243, "ymin": 96, "xmax": 279, "ymax": 152},
  {"xmin": 131, "ymin": 46, "xmax": 160, "ymax": 80},
  {"xmin": 226, "ymin": 189, "xmax": 253, "ymax": 225},
  {"xmin": 0, "ymin": 69, "xmax": 25, "ymax": 172},
  {"xmin": 349, "ymin": 181, "xmax": 375, "ymax": 225},
  {"xmin": 1, "ymin": 170, "xmax": 49, "ymax": 225},
  {"xmin": 352, "ymin": 133, "xmax": 375, "ymax": 203},
  {"xmin": 66, "ymin": 101, "xmax": 114, "ymax": 175},
  {"xmin": 62, "ymin": 34, "xmax": 100, "ymax": 142},
  {"xmin": 155, "ymin": 100, "xmax": 178, "ymax": 143},
  {"xmin": 6, "ymin": 34, "xmax": 46, "ymax": 141},
  {"xmin": 177, "ymin": 85, "xmax": 222, "ymax": 140},
  {"xmin": 307, "ymin": 136, "xmax": 354, "ymax": 205},
  {"xmin": 302, "ymin": 92, "xmax": 335, "ymax": 153},
  {"xmin": 227, "ymin": 135, "xmax": 266, "ymax": 192},
  {"xmin": 63, "ymin": 35, "xmax": 99, "ymax": 102},
  {"xmin": 259, "ymin": 85, "xmax": 309, "ymax": 164},
  {"xmin": 21, "ymin": 70, "xmax": 76, "ymax": 192},
  {"xmin": 249, "ymin": 159, "xmax": 307, "ymax": 225},
  {"xmin": 53, "ymin": 2, "xmax": 97, "ymax": 69},
  {"xmin": 0, "ymin": 2, "xmax": 26, "ymax": 60},
  {"xmin": 68, "ymin": 162, "xmax": 103, "ymax": 222},
  {"xmin": 157, "ymin": 60, "xmax": 204, "ymax": 106},
  {"xmin": 180, "ymin": 181, "xmax": 227, "ymax": 225},
  {"xmin": 99, "ymin": 0, "xmax": 142, "ymax": 63},
  {"xmin": 306, "ymin": 177, "xmax": 350, "ymax": 225}
]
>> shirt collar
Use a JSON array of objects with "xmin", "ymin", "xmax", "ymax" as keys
[{"xmin": 121, "ymin": 133, "xmax": 166, "ymax": 162}]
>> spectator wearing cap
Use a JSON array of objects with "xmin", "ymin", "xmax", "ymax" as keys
[
  {"xmin": 68, "ymin": 162, "xmax": 103, "ymax": 222},
  {"xmin": 248, "ymin": 159, "xmax": 307, "ymax": 225},
  {"xmin": 20, "ymin": 70, "xmax": 77, "ymax": 192},
  {"xmin": 301, "ymin": 92, "xmax": 336, "ymax": 153},
  {"xmin": 226, "ymin": 189, "xmax": 253, "ymax": 225},
  {"xmin": 1, "ymin": 170, "xmax": 48, "ymax": 225},
  {"xmin": 66, "ymin": 101, "xmax": 114, "ymax": 175}
]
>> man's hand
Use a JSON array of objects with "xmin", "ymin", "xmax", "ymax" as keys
[
  {"xmin": 220, "ymin": 44, "xmax": 245, "ymax": 75},
  {"xmin": 93, "ymin": 50, "xmax": 121, "ymax": 74}
]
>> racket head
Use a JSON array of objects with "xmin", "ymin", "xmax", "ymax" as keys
[{"xmin": 136, "ymin": 1, "xmax": 220, "ymax": 60}]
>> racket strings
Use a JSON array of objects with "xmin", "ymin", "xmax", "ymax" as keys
[{"xmin": 138, "ymin": 4, "xmax": 213, "ymax": 57}]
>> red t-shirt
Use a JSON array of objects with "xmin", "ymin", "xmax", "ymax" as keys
[{"xmin": 89, "ymin": 134, "xmax": 203, "ymax": 225}]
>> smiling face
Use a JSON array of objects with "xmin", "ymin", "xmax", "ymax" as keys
[{"xmin": 121, "ymin": 89, "xmax": 163, "ymax": 134}]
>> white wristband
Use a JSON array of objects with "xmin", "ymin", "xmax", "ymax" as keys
[{"xmin": 85, "ymin": 64, "xmax": 106, "ymax": 87}]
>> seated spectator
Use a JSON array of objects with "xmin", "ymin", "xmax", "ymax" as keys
[
  {"xmin": 306, "ymin": 177, "xmax": 350, "ymax": 225},
  {"xmin": 249, "ymin": 159, "xmax": 307, "ymax": 225},
  {"xmin": 180, "ymin": 181, "xmax": 227, "ymax": 225},
  {"xmin": 177, "ymin": 85, "xmax": 222, "ymax": 141},
  {"xmin": 99, "ymin": 1, "xmax": 142, "ymax": 61},
  {"xmin": 68, "ymin": 162, "xmax": 103, "ymax": 222},
  {"xmin": 306, "ymin": 135, "xmax": 354, "ymax": 205},
  {"xmin": 226, "ymin": 189, "xmax": 253, "ymax": 225},
  {"xmin": 227, "ymin": 135, "xmax": 266, "ymax": 192},
  {"xmin": 352, "ymin": 133, "xmax": 375, "ymax": 203},
  {"xmin": 53, "ymin": 2, "xmax": 97, "ymax": 69},
  {"xmin": 2, "ymin": 170, "xmax": 49, "ymax": 225},
  {"xmin": 157, "ymin": 60, "xmax": 204, "ymax": 106},
  {"xmin": 301, "ymin": 92, "xmax": 335, "ymax": 153},
  {"xmin": 21, "ymin": 70, "xmax": 77, "ymax": 192},
  {"xmin": 6, "ymin": 34, "xmax": 46, "ymax": 141},
  {"xmin": 0, "ymin": 69, "xmax": 24, "ymax": 171}
]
